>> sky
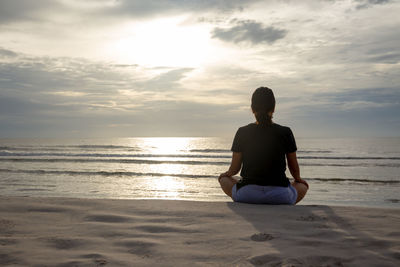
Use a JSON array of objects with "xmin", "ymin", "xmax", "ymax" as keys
[{"xmin": 0, "ymin": 0, "xmax": 399, "ymax": 138}]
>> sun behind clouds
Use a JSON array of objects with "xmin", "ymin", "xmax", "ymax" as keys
[{"xmin": 107, "ymin": 16, "xmax": 212, "ymax": 68}]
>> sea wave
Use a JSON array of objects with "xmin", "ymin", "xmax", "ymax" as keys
[
  {"xmin": 189, "ymin": 149, "xmax": 230, "ymax": 153},
  {"xmin": 0, "ymin": 168, "xmax": 398, "ymax": 184},
  {"xmin": 301, "ymin": 162, "xmax": 400, "ymax": 167},
  {"xmin": 188, "ymin": 149, "xmax": 333, "ymax": 154},
  {"xmin": 0, "ymin": 157, "xmax": 399, "ymax": 167},
  {"xmin": 298, "ymin": 150, "xmax": 332, "ymax": 153},
  {"xmin": 299, "ymin": 156, "xmax": 400, "ymax": 160},
  {"xmin": 0, "ymin": 145, "xmax": 139, "ymax": 151},
  {"xmin": 0, "ymin": 152, "xmax": 231, "ymax": 159},
  {"xmin": 1, "ymin": 151, "xmax": 399, "ymax": 160},
  {"xmin": 0, "ymin": 168, "xmax": 214, "ymax": 179},
  {"xmin": 308, "ymin": 177, "xmax": 400, "ymax": 184},
  {"xmin": 1, "ymin": 146, "xmax": 333, "ymax": 154},
  {"xmin": 0, "ymin": 158, "xmax": 228, "ymax": 165}
]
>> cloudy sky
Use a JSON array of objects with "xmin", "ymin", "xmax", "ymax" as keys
[{"xmin": 0, "ymin": 0, "xmax": 399, "ymax": 138}]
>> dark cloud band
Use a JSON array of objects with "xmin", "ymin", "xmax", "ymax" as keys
[{"xmin": 212, "ymin": 20, "xmax": 287, "ymax": 45}]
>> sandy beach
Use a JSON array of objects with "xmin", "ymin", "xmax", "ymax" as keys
[{"xmin": 0, "ymin": 196, "xmax": 399, "ymax": 266}]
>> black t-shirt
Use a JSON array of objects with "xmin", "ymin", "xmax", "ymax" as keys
[{"xmin": 231, "ymin": 123, "xmax": 297, "ymax": 190}]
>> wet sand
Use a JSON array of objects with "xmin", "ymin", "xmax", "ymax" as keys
[{"xmin": 0, "ymin": 196, "xmax": 399, "ymax": 266}]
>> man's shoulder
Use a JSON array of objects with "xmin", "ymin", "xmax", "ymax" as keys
[
  {"xmin": 271, "ymin": 123, "xmax": 291, "ymax": 132},
  {"xmin": 237, "ymin": 122, "xmax": 293, "ymax": 135},
  {"xmin": 237, "ymin": 123, "xmax": 257, "ymax": 132}
]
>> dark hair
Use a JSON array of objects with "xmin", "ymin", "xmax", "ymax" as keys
[{"xmin": 251, "ymin": 87, "xmax": 275, "ymax": 126}]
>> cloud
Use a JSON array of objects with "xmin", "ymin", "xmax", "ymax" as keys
[
  {"xmin": 106, "ymin": 0, "xmax": 256, "ymax": 18},
  {"xmin": 278, "ymin": 87, "xmax": 400, "ymax": 134},
  {"xmin": 1, "ymin": 1, "xmax": 399, "ymax": 137},
  {"xmin": 1, "ymin": 48, "xmax": 399, "ymax": 137},
  {"xmin": 141, "ymin": 68, "xmax": 194, "ymax": 92},
  {"xmin": 46, "ymin": 91, "xmax": 88, "ymax": 97},
  {"xmin": 0, "ymin": 0, "xmax": 260, "ymax": 24},
  {"xmin": 0, "ymin": 48, "xmax": 18, "ymax": 58},
  {"xmin": 0, "ymin": 0, "xmax": 64, "ymax": 23},
  {"xmin": 0, "ymin": 95, "xmax": 40, "ymax": 115},
  {"xmin": 275, "ymin": 87, "xmax": 400, "ymax": 137},
  {"xmin": 317, "ymin": 87, "xmax": 400, "ymax": 110},
  {"xmin": 212, "ymin": 20, "xmax": 287, "ymax": 45},
  {"xmin": 366, "ymin": 52, "xmax": 400, "ymax": 64},
  {"xmin": 0, "ymin": 48, "xmax": 249, "ymax": 137},
  {"xmin": 286, "ymin": 87, "xmax": 400, "ymax": 112},
  {"xmin": 355, "ymin": 0, "xmax": 391, "ymax": 9}
]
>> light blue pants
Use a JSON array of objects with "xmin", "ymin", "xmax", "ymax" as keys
[{"xmin": 232, "ymin": 184, "xmax": 298, "ymax": 205}]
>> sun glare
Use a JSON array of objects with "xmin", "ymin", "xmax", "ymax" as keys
[
  {"xmin": 109, "ymin": 17, "xmax": 211, "ymax": 67},
  {"xmin": 129, "ymin": 137, "xmax": 193, "ymax": 199},
  {"xmin": 141, "ymin": 137, "xmax": 191, "ymax": 154},
  {"xmin": 151, "ymin": 176, "xmax": 186, "ymax": 199}
]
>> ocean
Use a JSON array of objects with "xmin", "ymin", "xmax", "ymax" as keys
[{"xmin": 0, "ymin": 137, "xmax": 399, "ymax": 208}]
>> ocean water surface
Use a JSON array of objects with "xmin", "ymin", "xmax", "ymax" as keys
[{"xmin": 0, "ymin": 137, "xmax": 399, "ymax": 208}]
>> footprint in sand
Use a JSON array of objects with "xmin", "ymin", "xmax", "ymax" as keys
[
  {"xmin": 249, "ymin": 255, "xmax": 347, "ymax": 266},
  {"xmin": 84, "ymin": 214, "xmax": 131, "ymax": 223},
  {"xmin": 94, "ymin": 258, "xmax": 108, "ymax": 265},
  {"xmin": 80, "ymin": 253, "xmax": 108, "ymax": 266},
  {"xmin": 114, "ymin": 239, "xmax": 156, "ymax": 257},
  {"xmin": 0, "ymin": 238, "xmax": 17, "ymax": 246},
  {"xmin": 385, "ymin": 198, "xmax": 400, "ymax": 203},
  {"xmin": 42, "ymin": 237, "xmax": 85, "ymax": 250},
  {"xmin": 0, "ymin": 219, "xmax": 15, "ymax": 232},
  {"xmin": 251, "ymin": 232, "xmax": 274, "ymax": 242},
  {"xmin": 297, "ymin": 215, "xmax": 326, "ymax": 222},
  {"xmin": 27, "ymin": 207, "xmax": 67, "ymax": 213}
]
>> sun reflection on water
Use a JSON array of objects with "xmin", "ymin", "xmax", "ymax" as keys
[
  {"xmin": 128, "ymin": 138, "xmax": 195, "ymax": 199},
  {"xmin": 150, "ymin": 176, "xmax": 186, "ymax": 199},
  {"xmin": 140, "ymin": 137, "xmax": 192, "ymax": 155}
]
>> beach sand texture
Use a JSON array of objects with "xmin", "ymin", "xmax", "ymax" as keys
[{"xmin": 0, "ymin": 196, "xmax": 399, "ymax": 266}]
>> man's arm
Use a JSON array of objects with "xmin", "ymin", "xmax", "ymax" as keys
[
  {"xmin": 286, "ymin": 152, "xmax": 308, "ymax": 188},
  {"xmin": 219, "ymin": 152, "xmax": 242, "ymax": 179}
]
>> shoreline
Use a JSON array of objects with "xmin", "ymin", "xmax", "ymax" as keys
[
  {"xmin": 1, "ymin": 196, "xmax": 399, "ymax": 266},
  {"xmin": 1, "ymin": 193, "xmax": 399, "ymax": 209}
]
